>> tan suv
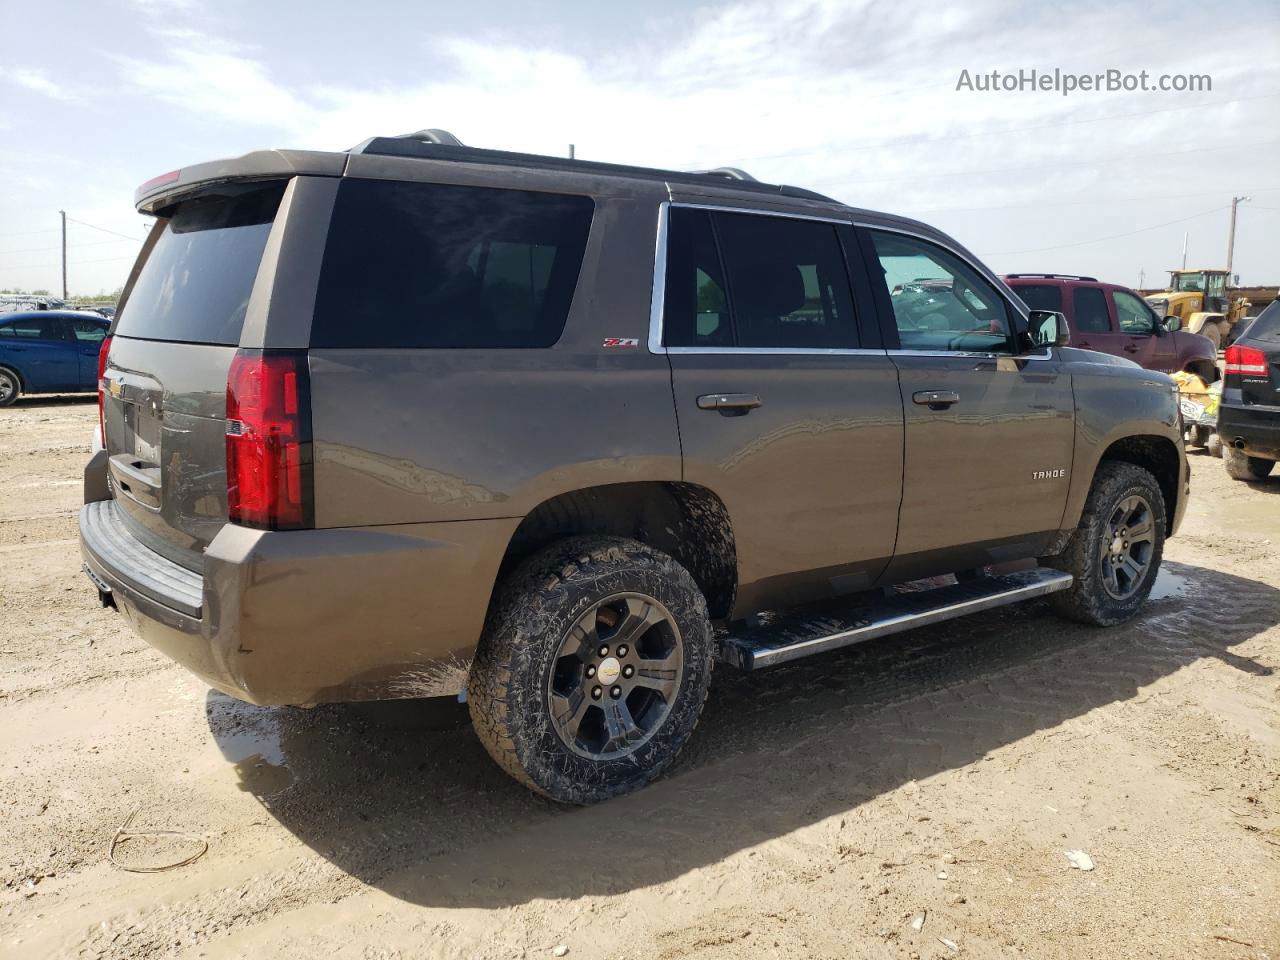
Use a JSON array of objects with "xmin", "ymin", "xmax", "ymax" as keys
[{"xmin": 81, "ymin": 130, "xmax": 1188, "ymax": 803}]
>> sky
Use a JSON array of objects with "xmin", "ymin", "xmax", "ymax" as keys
[{"xmin": 1, "ymin": 0, "xmax": 1278, "ymax": 298}]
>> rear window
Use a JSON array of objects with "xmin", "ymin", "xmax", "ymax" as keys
[
  {"xmin": 311, "ymin": 179, "xmax": 595, "ymax": 349},
  {"xmin": 115, "ymin": 184, "xmax": 284, "ymax": 346},
  {"xmin": 1244, "ymin": 300, "xmax": 1280, "ymax": 342},
  {"xmin": 1012, "ymin": 284, "xmax": 1062, "ymax": 313}
]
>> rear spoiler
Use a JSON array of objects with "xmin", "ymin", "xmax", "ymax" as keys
[{"xmin": 134, "ymin": 149, "xmax": 346, "ymax": 214}]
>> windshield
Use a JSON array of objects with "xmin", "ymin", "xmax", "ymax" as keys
[
  {"xmin": 1244, "ymin": 300, "xmax": 1280, "ymax": 342},
  {"xmin": 114, "ymin": 184, "xmax": 284, "ymax": 346},
  {"xmin": 1173, "ymin": 272, "xmax": 1206, "ymax": 293}
]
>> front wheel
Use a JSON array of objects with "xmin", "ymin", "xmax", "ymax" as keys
[
  {"xmin": 469, "ymin": 536, "xmax": 714, "ymax": 804},
  {"xmin": 1206, "ymin": 432, "xmax": 1223, "ymax": 458},
  {"xmin": 1042, "ymin": 462, "xmax": 1166, "ymax": 626},
  {"xmin": 1201, "ymin": 322, "xmax": 1222, "ymax": 353},
  {"xmin": 1224, "ymin": 447, "xmax": 1275, "ymax": 481}
]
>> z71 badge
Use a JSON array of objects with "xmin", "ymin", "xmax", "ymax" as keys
[{"xmin": 602, "ymin": 337, "xmax": 639, "ymax": 348}]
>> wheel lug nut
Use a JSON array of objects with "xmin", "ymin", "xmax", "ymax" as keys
[
  {"xmin": 622, "ymin": 665, "xmax": 634, "ymax": 679},
  {"xmin": 616, "ymin": 645, "xmax": 629, "ymax": 657},
  {"xmin": 598, "ymin": 645, "xmax": 609, "ymax": 657},
  {"xmin": 610, "ymin": 686, "xmax": 622, "ymax": 699},
  {"xmin": 585, "ymin": 665, "xmax": 596, "ymax": 678},
  {"xmin": 591, "ymin": 686, "xmax": 602, "ymax": 699}
]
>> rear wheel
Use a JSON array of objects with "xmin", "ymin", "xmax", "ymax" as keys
[
  {"xmin": 469, "ymin": 535, "xmax": 714, "ymax": 804},
  {"xmin": 0, "ymin": 368, "xmax": 19, "ymax": 407},
  {"xmin": 1206, "ymin": 432, "xmax": 1223, "ymax": 458},
  {"xmin": 1224, "ymin": 447, "xmax": 1275, "ymax": 481},
  {"xmin": 1042, "ymin": 461, "xmax": 1165, "ymax": 626}
]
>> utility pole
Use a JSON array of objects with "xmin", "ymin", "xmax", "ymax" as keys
[
  {"xmin": 1226, "ymin": 195, "xmax": 1250, "ymax": 276},
  {"xmin": 568, "ymin": 143, "xmax": 575, "ymax": 160},
  {"xmin": 59, "ymin": 210, "xmax": 67, "ymax": 301},
  {"xmin": 1181, "ymin": 231, "xmax": 1188, "ymax": 270},
  {"xmin": 1138, "ymin": 268, "xmax": 1144, "ymax": 290}
]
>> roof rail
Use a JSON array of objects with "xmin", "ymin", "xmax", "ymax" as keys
[
  {"xmin": 1005, "ymin": 273, "xmax": 1098, "ymax": 282},
  {"xmin": 396, "ymin": 128, "xmax": 465, "ymax": 147},
  {"xmin": 689, "ymin": 166, "xmax": 759, "ymax": 183},
  {"xmin": 348, "ymin": 135, "xmax": 836, "ymax": 203}
]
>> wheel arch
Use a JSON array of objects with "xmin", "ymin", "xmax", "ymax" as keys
[
  {"xmin": 0, "ymin": 363, "xmax": 25, "ymax": 389},
  {"xmin": 1182, "ymin": 358, "xmax": 1219, "ymax": 383},
  {"xmin": 492, "ymin": 482, "xmax": 738, "ymax": 620},
  {"xmin": 1096, "ymin": 435, "xmax": 1182, "ymax": 534}
]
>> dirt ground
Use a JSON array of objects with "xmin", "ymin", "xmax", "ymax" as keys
[{"xmin": 2, "ymin": 395, "xmax": 1278, "ymax": 960}]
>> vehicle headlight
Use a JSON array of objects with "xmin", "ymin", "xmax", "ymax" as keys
[{"xmin": 1147, "ymin": 298, "xmax": 1168, "ymax": 318}]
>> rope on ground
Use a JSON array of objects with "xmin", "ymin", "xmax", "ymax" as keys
[{"xmin": 108, "ymin": 807, "xmax": 208, "ymax": 873}]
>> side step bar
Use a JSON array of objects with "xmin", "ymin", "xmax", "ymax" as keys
[{"xmin": 720, "ymin": 568, "xmax": 1073, "ymax": 671}]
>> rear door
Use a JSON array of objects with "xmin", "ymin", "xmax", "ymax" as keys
[
  {"xmin": 1112, "ymin": 288, "xmax": 1176, "ymax": 371},
  {"xmin": 0, "ymin": 315, "xmax": 78, "ymax": 390},
  {"xmin": 861, "ymin": 227, "xmax": 1075, "ymax": 582},
  {"xmin": 103, "ymin": 182, "xmax": 285, "ymax": 572},
  {"xmin": 67, "ymin": 315, "xmax": 109, "ymax": 388},
  {"xmin": 659, "ymin": 201, "xmax": 903, "ymax": 613}
]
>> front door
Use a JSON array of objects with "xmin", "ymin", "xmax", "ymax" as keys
[
  {"xmin": 1113, "ymin": 288, "xmax": 1176, "ymax": 372},
  {"xmin": 0, "ymin": 315, "xmax": 77, "ymax": 390},
  {"xmin": 658, "ymin": 202, "xmax": 904, "ymax": 614},
  {"xmin": 861, "ymin": 228, "xmax": 1076, "ymax": 583}
]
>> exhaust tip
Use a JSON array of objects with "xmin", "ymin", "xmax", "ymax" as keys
[{"xmin": 1233, "ymin": 438, "xmax": 1247, "ymax": 449}]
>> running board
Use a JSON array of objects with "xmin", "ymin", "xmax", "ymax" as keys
[{"xmin": 720, "ymin": 568, "xmax": 1073, "ymax": 671}]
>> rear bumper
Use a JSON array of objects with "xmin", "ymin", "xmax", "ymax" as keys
[
  {"xmin": 1218, "ymin": 403, "xmax": 1280, "ymax": 460},
  {"xmin": 79, "ymin": 499, "xmax": 519, "ymax": 705}
]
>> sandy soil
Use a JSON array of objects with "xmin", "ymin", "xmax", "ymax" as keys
[{"xmin": 1, "ymin": 395, "xmax": 1278, "ymax": 960}]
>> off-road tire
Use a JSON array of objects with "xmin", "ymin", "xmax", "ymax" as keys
[
  {"xmin": 468, "ymin": 535, "xmax": 714, "ymax": 804},
  {"xmin": 1206, "ymin": 432, "xmax": 1223, "ymax": 459},
  {"xmin": 0, "ymin": 367, "xmax": 20, "ymax": 407},
  {"xmin": 1224, "ymin": 447, "xmax": 1275, "ymax": 480},
  {"xmin": 1042, "ymin": 461, "xmax": 1166, "ymax": 626},
  {"xmin": 1201, "ymin": 322, "xmax": 1222, "ymax": 353}
]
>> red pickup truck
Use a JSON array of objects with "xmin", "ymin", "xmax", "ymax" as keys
[{"xmin": 1005, "ymin": 274, "xmax": 1218, "ymax": 382}]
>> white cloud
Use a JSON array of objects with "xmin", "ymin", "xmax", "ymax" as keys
[{"xmin": 3, "ymin": 67, "xmax": 76, "ymax": 102}]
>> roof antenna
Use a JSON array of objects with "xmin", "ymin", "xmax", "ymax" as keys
[{"xmin": 396, "ymin": 128, "xmax": 465, "ymax": 146}]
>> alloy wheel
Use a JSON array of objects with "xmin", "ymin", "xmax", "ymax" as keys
[{"xmin": 1099, "ymin": 494, "xmax": 1155, "ymax": 600}]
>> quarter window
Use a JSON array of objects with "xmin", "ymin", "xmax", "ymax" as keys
[
  {"xmin": 1013, "ymin": 284, "xmax": 1062, "ymax": 313},
  {"xmin": 662, "ymin": 207, "xmax": 858, "ymax": 349},
  {"xmin": 1114, "ymin": 290, "xmax": 1156, "ymax": 335},
  {"xmin": 312, "ymin": 180, "xmax": 594, "ymax": 349},
  {"xmin": 1072, "ymin": 287, "xmax": 1112, "ymax": 334},
  {"xmin": 69, "ymin": 317, "xmax": 107, "ymax": 341},
  {"xmin": 868, "ymin": 232, "xmax": 1012, "ymax": 353}
]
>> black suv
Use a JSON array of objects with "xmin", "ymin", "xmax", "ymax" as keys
[
  {"xmin": 1220, "ymin": 301, "xmax": 1280, "ymax": 480},
  {"xmin": 80, "ymin": 130, "xmax": 1188, "ymax": 803}
]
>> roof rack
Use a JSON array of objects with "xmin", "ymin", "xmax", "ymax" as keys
[
  {"xmin": 349, "ymin": 130, "xmax": 833, "ymax": 203},
  {"xmin": 1005, "ymin": 273, "xmax": 1098, "ymax": 282}
]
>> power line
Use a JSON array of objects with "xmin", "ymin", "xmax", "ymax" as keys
[
  {"xmin": 983, "ymin": 205, "xmax": 1229, "ymax": 257},
  {"xmin": 812, "ymin": 139, "xmax": 1280, "ymax": 190},
  {"xmin": 0, "ymin": 236, "xmax": 142, "ymax": 256},
  {"xmin": 693, "ymin": 91, "xmax": 1280, "ymax": 170},
  {"xmin": 64, "ymin": 216, "xmax": 147, "ymax": 242}
]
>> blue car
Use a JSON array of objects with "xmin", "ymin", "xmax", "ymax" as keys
[{"xmin": 0, "ymin": 310, "xmax": 110, "ymax": 406}]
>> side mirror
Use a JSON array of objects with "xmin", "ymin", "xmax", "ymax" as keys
[
  {"xmin": 1026, "ymin": 309, "xmax": 1070, "ymax": 349},
  {"xmin": 1163, "ymin": 316, "xmax": 1182, "ymax": 333}
]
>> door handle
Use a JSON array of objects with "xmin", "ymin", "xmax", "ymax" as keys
[
  {"xmin": 696, "ymin": 393, "xmax": 762, "ymax": 416},
  {"xmin": 1123, "ymin": 344, "xmax": 1139, "ymax": 353},
  {"xmin": 912, "ymin": 390, "xmax": 960, "ymax": 410}
]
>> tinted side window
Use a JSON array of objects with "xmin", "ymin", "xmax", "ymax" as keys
[
  {"xmin": 869, "ymin": 232, "xmax": 1012, "ymax": 353},
  {"xmin": 1072, "ymin": 287, "xmax": 1112, "ymax": 334},
  {"xmin": 116, "ymin": 185, "xmax": 283, "ymax": 346},
  {"xmin": 1114, "ymin": 290, "xmax": 1155, "ymax": 334},
  {"xmin": 0, "ymin": 317, "xmax": 64, "ymax": 339},
  {"xmin": 662, "ymin": 208, "xmax": 732, "ymax": 347},
  {"xmin": 662, "ymin": 208, "xmax": 858, "ymax": 349},
  {"xmin": 1013, "ymin": 284, "xmax": 1062, "ymax": 313},
  {"xmin": 69, "ymin": 317, "xmax": 107, "ymax": 341},
  {"xmin": 312, "ymin": 180, "xmax": 594, "ymax": 349},
  {"xmin": 713, "ymin": 213, "xmax": 856, "ymax": 348}
]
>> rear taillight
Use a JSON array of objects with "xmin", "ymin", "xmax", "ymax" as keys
[
  {"xmin": 1224, "ymin": 344, "xmax": 1268, "ymax": 376},
  {"xmin": 97, "ymin": 335, "xmax": 113, "ymax": 447},
  {"xmin": 225, "ymin": 350, "xmax": 312, "ymax": 530}
]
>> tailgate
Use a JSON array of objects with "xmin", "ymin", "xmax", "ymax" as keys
[{"xmin": 104, "ymin": 182, "xmax": 284, "ymax": 573}]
